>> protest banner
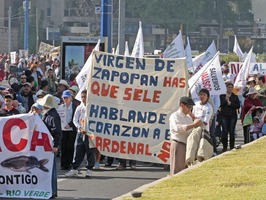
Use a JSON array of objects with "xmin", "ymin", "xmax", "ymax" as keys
[
  {"xmin": 19, "ymin": 50, "xmax": 28, "ymax": 59},
  {"xmin": 0, "ymin": 114, "xmax": 54, "ymax": 199},
  {"xmin": 10, "ymin": 51, "xmax": 17, "ymax": 64},
  {"xmin": 189, "ymin": 52, "xmax": 226, "ymax": 100},
  {"xmin": 86, "ymin": 51, "xmax": 188, "ymax": 164},
  {"xmin": 229, "ymin": 61, "xmax": 266, "ymax": 82}
]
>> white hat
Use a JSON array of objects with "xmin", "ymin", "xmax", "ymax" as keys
[
  {"xmin": 58, "ymin": 80, "xmax": 70, "ymax": 89},
  {"xmin": 247, "ymin": 88, "xmax": 258, "ymax": 96},
  {"xmin": 36, "ymin": 89, "xmax": 47, "ymax": 97},
  {"xmin": 37, "ymin": 94, "xmax": 58, "ymax": 109},
  {"xmin": 247, "ymin": 77, "xmax": 256, "ymax": 83},
  {"xmin": 69, "ymin": 85, "xmax": 79, "ymax": 95}
]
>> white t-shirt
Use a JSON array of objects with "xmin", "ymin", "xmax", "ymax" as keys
[{"xmin": 192, "ymin": 101, "xmax": 213, "ymax": 132}]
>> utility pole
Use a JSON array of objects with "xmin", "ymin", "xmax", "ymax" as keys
[
  {"xmin": 101, "ymin": 0, "xmax": 113, "ymax": 53},
  {"xmin": 24, "ymin": 0, "xmax": 29, "ymax": 51},
  {"xmin": 8, "ymin": 6, "xmax": 12, "ymax": 55},
  {"xmin": 118, "ymin": 0, "xmax": 125, "ymax": 54},
  {"xmin": 36, "ymin": 7, "xmax": 39, "ymax": 52}
]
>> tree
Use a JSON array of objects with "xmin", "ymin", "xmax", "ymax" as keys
[{"xmin": 125, "ymin": 0, "xmax": 253, "ymax": 50}]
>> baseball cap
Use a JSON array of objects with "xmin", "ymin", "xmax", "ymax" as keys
[
  {"xmin": 4, "ymin": 94, "xmax": 14, "ymax": 100},
  {"xmin": 32, "ymin": 103, "xmax": 43, "ymax": 110},
  {"xmin": 62, "ymin": 90, "xmax": 71, "ymax": 98},
  {"xmin": 23, "ymin": 82, "xmax": 32, "ymax": 88},
  {"xmin": 180, "ymin": 96, "xmax": 195, "ymax": 106}
]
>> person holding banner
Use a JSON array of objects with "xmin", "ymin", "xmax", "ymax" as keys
[
  {"xmin": 186, "ymin": 89, "xmax": 213, "ymax": 165},
  {"xmin": 37, "ymin": 94, "xmax": 62, "ymax": 198},
  {"xmin": 169, "ymin": 96, "xmax": 202, "ymax": 175},
  {"xmin": 219, "ymin": 81, "xmax": 240, "ymax": 152},
  {"xmin": 65, "ymin": 90, "xmax": 95, "ymax": 178}
]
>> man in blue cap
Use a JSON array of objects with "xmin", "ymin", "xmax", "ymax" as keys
[{"xmin": 59, "ymin": 90, "xmax": 77, "ymax": 170}]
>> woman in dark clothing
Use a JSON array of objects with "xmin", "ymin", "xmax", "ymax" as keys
[
  {"xmin": 219, "ymin": 82, "xmax": 240, "ymax": 152},
  {"xmin": 241, "ymin": 87, "xmax": 262, "ymax": 144}
]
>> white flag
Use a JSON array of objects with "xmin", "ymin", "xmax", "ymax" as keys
[
  {"xmin": 131, "ymin": 21, "xmax": 144, "ymax": 58},
  {"xmin": 75, "ymin": 39, "xmax": 101, "ymax": 101},
  {"xmin": 162, "ymin": 30, "xmax": 185, "ymax": 58},
  {"xmin": 185, "ymin": 37, "xmax": 193, "ymax": 69},
  {"xmin": 251, "ymin": 52, "xmax": 257, "ymax": 62},
  {"xmin": 189, "ymin": 52, "xmax": 226, "ymax": 99},
  {"xmin": 193, "ymin": 41, "xmax": 217, "ymax": 72},
  {"xmin": 115, "ymin": 43, "xmax": 119, "ymax": 55},
  {"xmin": 234, "ymin": 46, "xmax": 253, "ymax": 90},
  {"xmin": 124, "ymin": 41, "xmax": 130, "ymax": 56},
  {"xmin": 233, "ymin": 35, "xmax": 245, "ymax": 61}
]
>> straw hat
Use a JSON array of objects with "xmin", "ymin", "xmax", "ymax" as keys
[
  {"xmin": 247, "ymin": 77, "xmax": 256, "ymax": 83},
  {"xmin": 69, "ymin": 85, "xmax": 79, "ymax": 95},
  {"xmin": 37, "ymin": 94, "xmax": 58, "ymax": 109},
  {"xmin": 247, "ymin": 88, "xmax": 258, "ymax": 96},
  {"xmin": 58, "ymin": 80, "xmax": 70, "ymax": 89}
]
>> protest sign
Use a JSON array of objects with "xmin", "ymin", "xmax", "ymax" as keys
[
  {"xmin": 86, "ymin": 51, "xmax": 188, "ymax": 164},
  {"xmin": 0, "ymin": 114, "xmax": 54, "ymax": 199},
  {"xmin": 189, "ymin": 52, "xmax": 226, "ymax": 100}
]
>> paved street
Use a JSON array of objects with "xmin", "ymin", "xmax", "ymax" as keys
[{"xmin": 56, "ymin": 161, "xmax": 167, "ymax": 200}]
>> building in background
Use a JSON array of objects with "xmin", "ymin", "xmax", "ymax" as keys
[{"xmin": 0, "ymin": 0, "xmax": 266, "ymax": 54}]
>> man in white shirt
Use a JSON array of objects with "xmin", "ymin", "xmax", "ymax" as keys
[
  {"xmin": 65, "ymin": 90, "xmax": 95, "ymax": 177},
  {"xmin": 169, "ymin": 96, "xmax": 202, "ymax": 175},
  {"xmin": 192, "ymin": 89, "xmax": 213, "ymax": 132}
]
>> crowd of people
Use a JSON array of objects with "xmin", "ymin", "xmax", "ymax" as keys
[
  {"xmin": 169, "ymin": 63, "xmax": 266, "ymax": 175},
  {"xmin": 1, "ymin": 53, "xmax": 266, "ymax": 196},
  {"xmin": 0, "ymin": 53, "xmax": 137, "ymax": 198}
]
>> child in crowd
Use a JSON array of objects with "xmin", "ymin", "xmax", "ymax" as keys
[{"xmin": 250, "ymin": 116, "xmax": 263, "ymax": 140}]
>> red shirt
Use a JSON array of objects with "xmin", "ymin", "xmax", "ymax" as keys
[{"xmin": 241, "ymin": 97, "xmax": 262, "ymax": 123}]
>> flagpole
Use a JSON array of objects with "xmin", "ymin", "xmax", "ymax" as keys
[{"xmin": 188, "ymin": 51, "xmax": 220, "ymax": 92}]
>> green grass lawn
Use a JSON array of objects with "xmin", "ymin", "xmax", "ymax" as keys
[{"xmin": 137, "ymin": 137, "xmax": 266, "ymax": 200}]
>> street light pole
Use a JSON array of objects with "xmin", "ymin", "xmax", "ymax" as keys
[
  {"xmin": 8, "ymin": 6, "xmax": 12, "ymax": 55},
  {"xmin": 24, "ymin": 0, "xmax": 29, "ymax": 51},
  {"xmin": 118, "ymin": 0, "xmax": 125, "ymax": 54}
]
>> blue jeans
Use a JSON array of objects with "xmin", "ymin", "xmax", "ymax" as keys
[{"xmin": 221, "ymin": 115, "xmax": 237, "ymax": 150}]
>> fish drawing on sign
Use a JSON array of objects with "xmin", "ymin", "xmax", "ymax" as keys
[{"xmin": 1, "ymin": 156, "xmax": 49, "ymax": 173}]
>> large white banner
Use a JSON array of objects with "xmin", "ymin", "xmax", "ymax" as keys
[
  {"xmin": 86, "ymin": 51, "xmax": 188, "ymax": 164},
  {"xmin": 189, "ymin": 53, "xmax": 226, "ymax": 99},
  {"xmin": 0, "ymin": 114, "xmax": 54, "ymax": 199}
]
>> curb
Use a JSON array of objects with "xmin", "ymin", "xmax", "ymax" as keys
[{"xmin": 113, "ymin": 137, "xmax": 262, "ymax": 200}]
